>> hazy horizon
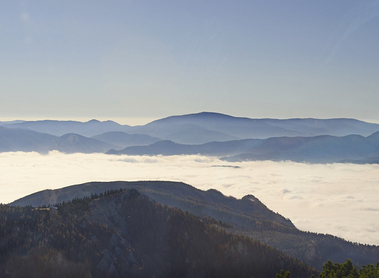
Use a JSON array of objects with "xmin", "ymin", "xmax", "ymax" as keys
[{"xmin": 2, "ymin": 113, "xmax": 379, "ymax": 127}]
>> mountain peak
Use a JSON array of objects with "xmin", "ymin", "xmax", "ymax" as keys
[{"xmin": 87, "ymin": 119, "xmax": 101, "ymax": 123}]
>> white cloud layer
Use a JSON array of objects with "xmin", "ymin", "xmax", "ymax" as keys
[{"xmin": 1, "ymin": 151, "xmax": 379, "ymax": 245}]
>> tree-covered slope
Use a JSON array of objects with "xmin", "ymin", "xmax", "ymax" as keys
[
  {"xmin": 1, "ymin": 189, "xmax": 316, "ymax": 278},
  {"xmin": 10, "ymin": 181, "xmax": 379, "ymax": 270}
]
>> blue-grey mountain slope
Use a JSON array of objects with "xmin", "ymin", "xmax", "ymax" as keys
[
  {"xmin": 6, "ymin": 119, "xmax": 131, "ymax": 137},
  {"xmin": 224, "ymin": 133, "xmax": 379, "ymax": 163},
  {"xmin": 92, "ymin": 131, "xmax": 161, "ymax": 149},
  {"xmin": 10, "ymin": 180, "xmax": 379, "ymax": 270},
  {"xmin": 51, "ymin": 133, "xmax": 117, "ymax": 154},
  {"xmin": 0, "ymin": 127, "xmax": 117, "ymax": 154},
  {"xmin": 131, "ymin": 122, "xmax": 239, "ymax": 144},
  {"xmin": 0, "ymin": 126, "xmax": 56, "ymax": 153},
  {"xmin": 4, "ymin": 112, "xmax": 379, "ymax": 146},
  {"xmin": 3, "ymin": 113, "xmax": 379, "ymax": 156},
  {"xmin": 339, "ymin": 132, "xmax": 379, "ymax": 164},
  {"xmin": 129, "ymin": 112, "xmax": 379, "ymax": 142},
  {"xmin": 109, "ymin": 132, "xmax": 379, "ymax": 164},
  {"xmin": 130, "ymin": 112, "xmax": 300, "ymax": 141},
  {"xmin": 107, "ymin": 139, "xmax": 262, "ymax": 156},
  {"xmin": 340, "ymin": 154, "xmax": 379, "ymax": 164},
  {"xmin": 0, "ymin": 120, "xmax": 25, "ymax": 126},
  {"xmin": 260, "ymin": 117, "xmax": 379, "ymax": 137}
]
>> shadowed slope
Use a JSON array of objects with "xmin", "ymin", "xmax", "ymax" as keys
[{"xmin": 2, "ymin": 189, "xmax": 317, "ymax": 278}]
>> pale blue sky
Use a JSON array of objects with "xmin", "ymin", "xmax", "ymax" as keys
[{"xmin": 1, "ymin": 0, "xmax": 379, "ymax": 124}]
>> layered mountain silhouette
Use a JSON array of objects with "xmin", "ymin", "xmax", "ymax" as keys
[
  {"xmin": 4, "ymin": 112, "xmax": 379, "ymax": 143},
  {"xmin": 51, "ymin": 133, "xmax": 116, "ymax": 154},
  {"xmin": 92, "ymin": 131, "xmax": 161, "ymax": 149},
  {"xmin": 0, "ymin": 126, "xmax": 115, "ymax": 154},
  {"xmin": 0, "ymin": 126, "xmax": 57, "ymax": 153},
  {"xmin": 11, "ymin": 181, "xmax": 379, "ymax": 270},
  {"xmin": 128, "ymin": 112, "xmax": 379, "ymax": 141},
  {"xmin": 0, "ymin": 120, "xmax": 24, "ymax": 125},
  {"xmin": 4, "ymin": 119, "xmax": 132, "ymax": 137},
  {"xmin": 107, "ymin": 139, "xmax": 262, "ymax": 156},
  {"xmin": 108, "ymin": 131, "xmax": 379, "ymax": 164},
  {"xmin": 129, "ymin": 121, "xmax": 239, "ymax": 144},
  {"xmin": 2, "ymin": 112, "xmax": 379, "ymax": 163},
  {"xmin": 224, "ymin": 132, "xmax": 379, "ymax": 163}
]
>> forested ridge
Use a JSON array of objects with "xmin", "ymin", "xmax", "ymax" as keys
[
  {"xmin": 11, "ymin": 180, "xmax": 379, "ymax": 271},
  {"xmin": 277, "ymin": 258, "xmax": 379, "ymax": 278},
  {"xmin": 0, "ymin": 189, "xmax": 316, "ymax": 278}
]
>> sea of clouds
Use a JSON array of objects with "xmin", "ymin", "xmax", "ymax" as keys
[{"xmin": 1, "ymin": 151, "xmax": 379, "ymax": 245}]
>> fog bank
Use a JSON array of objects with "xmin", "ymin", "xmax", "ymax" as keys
[{"xmin": 1, "ymin": 151, "xmax": 378, "ymax": 245}]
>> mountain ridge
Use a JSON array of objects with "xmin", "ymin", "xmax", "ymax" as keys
[
  {"xmin": 10, "ymin": 180, "xmax": 379, "ymax": 270},
  {"xmin": 92, "ymin": 131, "xmax": 161, "ymax": 149},
  {"xmin": 108, "ymin": 131, "xmax": 379, "ymax": 164},
  {"xmin": 4, "ymin": 112, "xmax": 379, "ymax": 143},
  {"xmin": 2, "ymin": 188, "xmax": 317, "ymax": 277},
  {"xmin": 2, "ymin": 112, "xmax": 379, "ymax": 161},
  {"xmin": 5, "ymin": 119, "xmax": 132, "ymax": 137},
  {"xmin": 0, "ymin": 126, "xmax": 118, "ymax": 154}
]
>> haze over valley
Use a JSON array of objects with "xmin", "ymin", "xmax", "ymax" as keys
[{"xmin": 1, "ymin": 150, "xmax": 379, "ymax": 247}]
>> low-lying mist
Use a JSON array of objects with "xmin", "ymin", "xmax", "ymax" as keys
[{"xmin": 1, "ymin": 151, "xmax": 378, "ymax": 245}]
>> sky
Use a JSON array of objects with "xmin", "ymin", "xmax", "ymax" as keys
[
  {"xmin": 1, "ymin": 152, "xmax": 379, "ymax": 246},
  {"xmin": 1, "ymin": 0, "xmax": 379, "ymax": 124}
]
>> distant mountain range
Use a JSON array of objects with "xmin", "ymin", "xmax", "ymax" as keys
[
  {"xmin": 108, "ymin": 132, "xmax": 379, "ymax": 164},
  {"xmin": 0, "ymin": 126, "xmax": 56, "ymax": 153},
  {"xmin": 3, "ymin": 112, "xmax": 379, "ymax": 141},
  {"xmin": 11, "ymin": 180, "xmax": 379, "ymax": 271},
  {"xmin": 107, "ymin": 139, "xmax": 262, "ymax": 156},
  {"xmin": 224, "ymin": 132, "xmax": 379, "ymax": 163},
  {"xmin": 92, "ymin": 131, "xmax": 161, "ymax": 148},
  {"xmin": 124, "ymin": 112, "xmax": 379, "ymax": 142},
  {"xmin": 1, "ymin": 119, "xmax": 131, "ymax": 137},
  {"xmin": 0, "ymin": 127, "xmax": 116, "ymax": 153},
  {"xmin": 1, "ymin": 112, "xmax": 379, "ymax": 163}
]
